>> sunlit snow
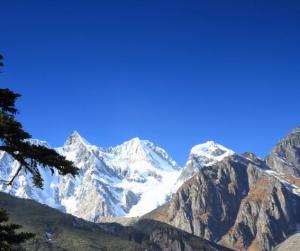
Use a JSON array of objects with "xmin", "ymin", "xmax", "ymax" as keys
[{"xmin": 0, "ymin": 132, "xmax": 236, "ymax": 221}]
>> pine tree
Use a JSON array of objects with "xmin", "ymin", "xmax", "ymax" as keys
[
  {"xmin": 0, "ymin": 56, "xmax": 78, "ymax": 187},
  {"xmin": 0, "ymin": 89, "xmax": 79, "ymax": 187},
  {"xmin": 0, "ymin": 54, "xmax": 79, "ymax": 249},
  {"xmin": 0, "ymin": 208, "xmax": 34, "ymax": 251}
]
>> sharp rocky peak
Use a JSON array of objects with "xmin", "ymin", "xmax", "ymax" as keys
[
  {"xmin": 64, "ymin": 130, "xmax": 91, "ymax": 146},
  {"xmin": 266, "ymin": 125, "xmax": 300, "ymax": 176}
]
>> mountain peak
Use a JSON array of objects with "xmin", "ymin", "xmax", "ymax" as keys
[
  {"xmin": 190, "ymin": 140, "xmax": 234, "ymax": 159},
  {"xmin": 127, "ymin": 137, "xmax": 142, "ymax": 144},
  {"xmin": 266, "ymin": 125, "xmax": 300, "ymax": 176},
  {"xmin": 65, "ymin": 130, "xmax": 90, "ymax": 146},
  {"xmin": 117, "ymin": 137, "xmax": 148, "ymax": 149},
  {"xmin": 176, "ymin": 141, "xmax": 235, "ymax": 184},
  {"xmin": 113, "ymin": 137, "xmax": 149, "ymax": 159},
  {"xmin": 71, "ymin": 130, "xmax": 80, "ymax": 137}
]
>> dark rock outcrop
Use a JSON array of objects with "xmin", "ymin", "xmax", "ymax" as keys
[
  {"xmin": 132, "ymin": 219, "xmax": 234, "ymax": 251},
  {"xmin": 0, "ymin": 191, "xmax": 232, "ymax": 251}
]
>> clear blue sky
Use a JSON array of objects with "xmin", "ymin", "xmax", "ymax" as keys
[{"xmin": 1, "ymin": 0, "xmax": 300, "ymax": 164}]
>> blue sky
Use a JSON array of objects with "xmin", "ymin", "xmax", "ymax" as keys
[{"xmin": 1, "ymin": 0, "xmax": 300, "ymax": 164}]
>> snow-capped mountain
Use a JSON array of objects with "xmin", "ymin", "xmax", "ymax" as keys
[
  {"xmin": 2, "ymin": 128, "xmax": 300, "ymax": 251},
  {"xmin": 176, "ymin": 140, "xmax": 234, "ymax": 184},
  {"xmin": 0, "ymin": 132, "xmax": 181, "ymax": 221},
  {"xmin": 0, "ymin": 132, "xmax": 233, "ymax": 222},
  {"xmin": 189, "ymin": 141, "xmax": 234, "ymax": 164}
]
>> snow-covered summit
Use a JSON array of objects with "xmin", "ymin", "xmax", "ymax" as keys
[
  {"xmin": 190, "ymin": 140, "xmax": 234, "ymax": 164},
  {"xmin": 114, "ymin": 137, "xmax": 150, "ymax": 160},
  {"xmin": 0, "ymin": 133, "xmax": 236, "ymax": 222},
  {"xmin": 113, "ymin": 137, "xmax": 178, "ymax": 171},
  {"xmin": 176, "ymin": 141, "xmax": 235, "ymax": 184},
  {"xmin": 0, "ymin": 132, "xmax": 181, "ymax": 221}
]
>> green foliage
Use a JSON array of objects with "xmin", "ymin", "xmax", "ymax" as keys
[
  {"xmin": 0, "ymin": 208, "xmax": 35, "ymax": 250},
  {"xmin": 0, "ymin": 192, "xmax": 142, "ymax": 251},
  {"xmin": 0, "ymin": 89, "xmax": 20, "ymax": 115},
  {"xmin": 0, "ymin": 87, "xmax": 79, "ymax": 188},
  {"xmin": 0, "ymin": 53, "xmax": 78, "ymax": 250}
]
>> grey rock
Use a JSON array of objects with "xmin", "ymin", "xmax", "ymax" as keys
[
  {"xmin": 220, "ymin": 174, "xmax": 300, "ymax": 251},
  {"xmin": 266, "ymin": 126, "xmax": 300, "ymax": 176},
  {"xmin": 123, "ymin": 190, "xmax": 140, "ymax": 211},
  {"xmin": 145, "ymin": 152, "xmax": 300, "ymax": 251},
  {"xmin": 273, "ymin": 232, "xmax": 300, "ymax": 251},
  {"xmin": 145, "ymin": 155, "xmax": 261, "ymax": 240}
]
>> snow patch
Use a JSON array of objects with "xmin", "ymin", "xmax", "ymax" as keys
[{"xmin": 265, "ymin": 170, "xmax": 300, "ymax": 196}]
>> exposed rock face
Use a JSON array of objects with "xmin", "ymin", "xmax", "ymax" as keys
[
  {"xmin": 266, "ymin": 126, "xmax": 300, "ymax": 176},
  {"xmin": 220, "ymin": 175, "xmax": 300, "ymax": 251},
  {"xmin": 145, "ymin": 152, "xmax": 300, "ymax": 251},
  {"xmin": 273, "ymin": 232, "xmax": 300, "ymax": 251},
  {"xmin": 145, "ymin": 155, "xmax": 262, "ymax": 239}
]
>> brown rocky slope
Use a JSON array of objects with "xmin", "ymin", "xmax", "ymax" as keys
[{"xmin": 144, "ymin": 126, "xmax": 300, "ymax": 251}]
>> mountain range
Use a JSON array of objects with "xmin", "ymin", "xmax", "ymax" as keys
[
  {"xmin": 1, "ymin": 126, "xmax": 300, "ymax": 250},
  {"xmin": 0, "ymin": 131, "xmax": 234, "ymax": 221}
]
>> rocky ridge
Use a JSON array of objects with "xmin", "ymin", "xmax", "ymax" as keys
[{"xmin": 144, "ymin": 126, "xmax": 300, "ymax": 251}]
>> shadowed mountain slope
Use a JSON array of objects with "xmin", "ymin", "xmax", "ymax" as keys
[{"xmin": 0, "ymin": 192, "xmax": 232, "ymax": 251}]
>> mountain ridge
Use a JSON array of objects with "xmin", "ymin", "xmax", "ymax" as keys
[
  {"xmin": 0, "ymin": 131, "xmax": 233, "ymax": 221},
  {"xmin": 2, "ymin": 127, "xmax": 300, "ymax": 250},
  {"xmin": 143, "ymin": 126, "xmax": 300, "ymax": 251}
]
